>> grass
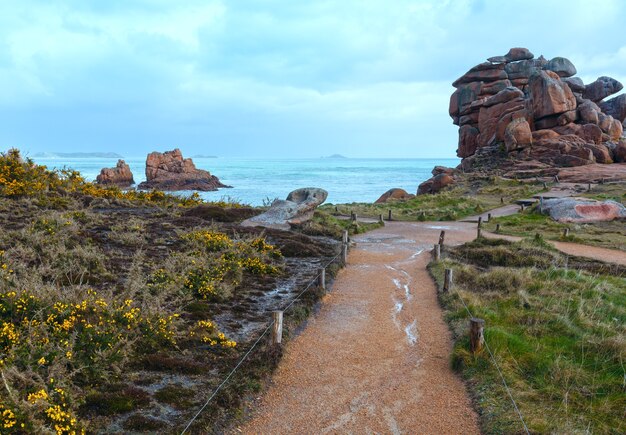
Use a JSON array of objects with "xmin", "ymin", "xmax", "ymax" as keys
[
  {"xmin": 430, "ymin": 237, "xmax": 626, "ymax": 434},
  {"xmin": 322, "ymin": 175, "xmax": 547, "ymax": 221},
  {"xmin": 484, "ymin": 205, "xmax": 626, "ymax": 252}
]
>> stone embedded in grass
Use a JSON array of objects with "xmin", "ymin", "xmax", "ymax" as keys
[{"xmin": 542, "ymin": 197, "xmax": 626, "ymax": 223}]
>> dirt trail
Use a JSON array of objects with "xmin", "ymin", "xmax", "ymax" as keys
[
  {"xmin": 240, "ymin": 219, "xmax": 626, "ymax": 434},
  {"xmin": 241, "ymin": 222, "xmax": 481, "ymax": 434}
]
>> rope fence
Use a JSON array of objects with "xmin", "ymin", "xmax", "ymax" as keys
[{"xmin": 180, "ymin": 247, "xmax": 344, "ymax": 434}]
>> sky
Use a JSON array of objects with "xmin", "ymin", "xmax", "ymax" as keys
[{"xmin": 1, "ymin": 0, "xmax": 625, "ymax": 158}]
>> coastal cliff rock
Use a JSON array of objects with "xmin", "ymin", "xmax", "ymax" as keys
[
  {"xmin": 419, "ymin": 47, "xmax": 626, "ymax": 193},
  {"xmin": 95, "ymin": 160, "xmax": 134, "ymax": 187},
  {"xmin": 138, "ymin": 149, "xmax": 229, "ymax": 191},
  {"xmin": 241, "ymin": 188, "xmax": 328, "ymax": 230}
]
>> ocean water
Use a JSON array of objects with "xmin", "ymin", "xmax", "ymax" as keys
[{"xmin": 31, "ymin": 157, "xmax": 459, "ymax": 206}]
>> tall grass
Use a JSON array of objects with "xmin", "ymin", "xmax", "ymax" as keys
[{"xmin": 430, "ymin": 238, "xmax": 626, "ymax": 434}]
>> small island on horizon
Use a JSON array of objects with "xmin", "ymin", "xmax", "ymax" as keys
[
  {"xmin": 323, "ymin": 154, "xmax": 348, "ymax": 159},
  {"xmin": 32, "ymin": 152, "xmax": 124, "ymax": 159}
]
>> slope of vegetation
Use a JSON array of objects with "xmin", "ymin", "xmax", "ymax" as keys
[
  {"xmin": 0, "ymin": 149, "xmax": 339, "ymax": 433},
  {"xmin": 430, "ymin": 237, "xmax": 626, "ymax": 434}
]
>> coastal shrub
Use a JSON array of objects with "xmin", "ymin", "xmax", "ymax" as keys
[{"xmin": 0, "ymin": 149, "xmax": 203, "ymax": 207}]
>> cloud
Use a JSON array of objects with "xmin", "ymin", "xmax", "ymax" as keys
[{"xmin": 0, "ymin": 0, "xmax": 625, "ymax": 157}]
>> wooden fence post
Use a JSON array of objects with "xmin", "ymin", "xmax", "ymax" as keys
[
  {"xmin": 487, "ymin": 213, "xmax": 492, "ymax": 222},
  {"xmin": 318, "ymin": 268, "xmax": 326, "ymax": 291},
  {"xmin": 378, "ymin": 213, "xmax": 384, "ymax": 224},
  {"xmin": 587, "ymin": 183, "xmax": 591, "ymax": 192},
  {"xmin": 495, "ymin": 223, "xmax": 501, "ymax": 233},
  {"xmin": 271, "ymin": 311, "xmax": 283, "ymax": 346},
  {"xmin": 477, "ymin": 216, "xmax": 482, "ymax": 228},
  {"xmin": 335, "ymin": 206, "xmax": 339, "ymax": 213},
  {"xmin": 439, "ymin": 230, "xmax": 446, "ymax": 246},
  {"xmin": 542, "ymin": 182, "xmax": 547, "ymax": 189},
  {"xmin": 433, "ymin": 244, "xmax": 440, "ymax": 261},
  {"xmin": 342, "ymin": 230, "xmax": 348, "ymax": 245},
  {"xmin": 477, "ymin": 227, "xmax": 482, "ymax": 239},
  {"xmin": 500, "ymin": 197, "xmax": 504, "ymax": 204},
  {"xmin": 388, "ymin": 209, "xmax": 392, "ymax": 221},
  {"xmin": 443, "ymin": 268, "xmax": 453, "ymax": 292},
  {"xmin": 520, "ymin": 204, "xmax": 525, "ymax": 212},
  {"xmin": 470, "ymin": 318, "xmax": 485, "ymax": 354},
  {"xmin": 563, "ymin": 228, "xmax": 569, "ymax": 237}
]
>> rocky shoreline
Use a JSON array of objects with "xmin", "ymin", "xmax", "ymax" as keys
[
  {"xmin": 416, "ymin": 47, "xmax": 626, "ymax": 195},
  {"xmin": 96, "ymin": 148, "xmax": 230, "ymax": 191}
]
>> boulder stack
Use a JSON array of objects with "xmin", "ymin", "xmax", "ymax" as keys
[
  {"xmin": 138, "ymin": 149, "xmax": 229, "ymax": 191},
  {"xmin": 95, "ymin": 160, "xmax": 134, "ymax": 187},
  {"xmin": 419, "ymin": 47, "xmax": 626, "ymax": 193}
]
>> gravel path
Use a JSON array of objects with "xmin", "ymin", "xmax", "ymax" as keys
[
  {"xmin": 241, "ymin": 222, "xmax": 481, "ymax": 434},
  {"xmin": 239, "ymin": 219, "xmax": 626, "ymax": 434}
]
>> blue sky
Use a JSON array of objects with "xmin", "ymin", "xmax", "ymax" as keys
[{"xmin": 1, "ymin": 0, "xmax": 625, "ymax": 158}]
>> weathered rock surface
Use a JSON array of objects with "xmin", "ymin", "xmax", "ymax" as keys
[
  {"xmin": 375, "ymin": 188, "xmax": 415, "ymax": 203},
  {"xmin": 96, "ymin": 160, "xmax": 134, "ymax": 187},
  {"xmin": 583, "ymin": 76, "xmax": 623, "ymax": 103},
  {"xmin": 241, "ymin": 188, "xmax": 328, "ymax": 230},
  {"xmin": 544, "ymin": 57, "xmax": 576, "ymax": 78},
  {"xmin": 138, "ymin": 149, "xmax": 229, "ymax": 191},
  {"xmin": 417, "ymin": 171, "xmax": 456, "ymax": 195},
  {"xmin": 599, "ymin": 94, "xmax": 626, "ymax": 123},
  {"xmin": 542, "ymin": 197, "xmax": 626, "ymax": 223},
  {"xmin": 431, "ymin": 47, "xmax": 626, "ymax": 189}
]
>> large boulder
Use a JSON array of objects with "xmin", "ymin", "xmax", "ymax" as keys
[
  {"xmin": 487, "ymin": 47, "xmax": 534, "ymax": 63},
  {"xmin": 241, "ymin": 188, "xmax": 327, "ymax": 230},
  {"xmin": 452, "ymin": 63, "xmax": 507, "ymax": 87},
  {"xmin": 95, "ymin": 160, "xmax": 134, "ymax": 187},
  {"xmin": 138, "ymin": 149, "xmax": 229, "ymax": 191},
  {"xmin": 477, "ymin": 87, "xmax": 527, "ymax": 147},
  {"xmin": 457, "ymin": 125, "xmax": 479, "ymax": 158},
  {"xmin": 599, "ymin": 94, "xmax": 626, "ymax": 122},
  {"xmin": 528, "ymin": 70, "xmax": 576, "ymax": 120},
  {"xmin": 375, "ymin": 188, "xmax": 415, "ymax": 203},
  {"xmin": 504, "ymin": 118, "xmax": 532, "ymax": 151},
  {"xmin": 614, "ymin": 139, "xmax": 626, "ymax": 163},
  {"xmin": 562, "ymin": 77, "xmax": 585, "ymax": 93},
  {"xmin": 544, "ymin": 57, "xmax": 576, "ymax": 78},
  {"xmin": 417, "ymin": 173, "xmax": 455, "ymax": 195},
  {"xmin": 582, "ymin": 76, "xmax": 623, "ymax": 102},
  {"xmin": 542, "ymin": 197, "xmax": 626, "ymax": 223}
]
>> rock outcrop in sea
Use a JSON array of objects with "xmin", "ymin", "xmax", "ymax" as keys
[
  {"xmin": 137, "ymin": 149, "xmax": 229, "ymax": 191},
  {"xmin": 241, "ymin": 187, "xmax": 328, "ymax": 230},
  {"xmin": 419, "ymin": 47, "xmax": 626, "ymax": 193},
  {"xmin": 95, "ymin": 159, "xmax": 134, "ymax": 187}
]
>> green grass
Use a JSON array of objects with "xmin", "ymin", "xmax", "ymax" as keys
[
  {"xmin": 484, "ymin": 208, "xmax": 626, "ymax": 252},
  {"xmin": 322, "ymin": 176, "xmax": 547, "ymax": 221},
  {"xmin": 430, "ymin": 237, "xmax": 626, "ymax": 434}
]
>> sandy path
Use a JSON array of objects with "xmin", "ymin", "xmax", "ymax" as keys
[
  {"xmin": 240, "ymin": 219, "xmax": 626, "ymax": 434},
  {"xmin": 241, "ymin": 222, "xmax": 481, "ymax": 434}
]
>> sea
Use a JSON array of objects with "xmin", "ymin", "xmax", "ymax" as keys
[{"xmin": 30, "ymin": 157, "xmax": 460, "ymax": 206}]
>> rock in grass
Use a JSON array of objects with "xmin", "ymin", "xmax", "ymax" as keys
[
  {"xmin": 375, "ymin": 188, "xmax": 415, "ymax": 203},
  {"xmin": 241, "ymin": 187, "xmax": 328, "ymax": 230},
  {"xmin": 542, "ymin": 197, "xmax": 626, "ymax": 223}
]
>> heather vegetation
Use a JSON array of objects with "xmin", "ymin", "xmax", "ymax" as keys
[
  {"xmin": 0, "ymin": 149, "xmax": 338, "ymax": 433},
  {"xmin": 430, "ymin": 237, "xmax": 626, "ymax": 434}
]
